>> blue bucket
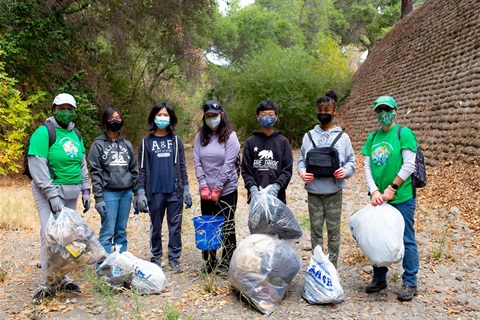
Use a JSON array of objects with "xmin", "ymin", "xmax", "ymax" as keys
[{"xmin": 193, "ymin": 215, "xmax": 225, "ymax": 250}]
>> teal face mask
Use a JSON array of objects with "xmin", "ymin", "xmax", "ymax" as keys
[
  {"xmin": 376, "ymin": 110, "xmax": 396, "ymax": 127},
  {"xmin": 55, "ymin": 109, "xmax": 76, "ymax": 124}
]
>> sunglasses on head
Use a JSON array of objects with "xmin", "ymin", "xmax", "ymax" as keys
[{"xmin": 375, "ymin": 105, "xmax": 395, "ymax": 113}]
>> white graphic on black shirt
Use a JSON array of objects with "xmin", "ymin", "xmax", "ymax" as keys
[{"xmin": 253, "ymin": 148, "xmax": 278, "ymax": 170}]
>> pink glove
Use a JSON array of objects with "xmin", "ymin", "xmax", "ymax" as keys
[
  {"xmin": 200, "ymin": 186, "xmax": 211, "ymax": 200},
  {"xmin": 210, "ymin": 187, "xmax": 222, "ymax": 202}
]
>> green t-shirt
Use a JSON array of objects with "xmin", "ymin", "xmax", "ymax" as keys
[
  {"xmin": 361, "ymin": 124, "xmax": 417, "ymax": 204},
  {"xmin": 28, "ymin": 125, "xmax": 85, "ymax": 185}
]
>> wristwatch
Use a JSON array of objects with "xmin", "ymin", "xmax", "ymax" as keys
[{"xmin": 390, "ymin": 183, "xmax": 399, "ymax": 190}]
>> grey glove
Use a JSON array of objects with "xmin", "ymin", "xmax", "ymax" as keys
[
  {"xmin": 49, "ymin": 196, "xmax": 63, "ymax": 213},
  {"xmin": 183, "ymin": 185, "xmax": 192, "ymax": 209},
  {"xmin": 136, "ymin": 189, "xmax": 149, "ymax": 213},
  {"xmin": 82, "ymin": 189, "xmax": 91, "ymax": 213},
  {"xmin": 95, "ymin": 201, "xmax": 107, "ymax": 219},
  {"xmin": 249, "ymin": 185, "xmax": 259, "ymax": 200},
  {"xmin": 265, "ymin": 183, "xmax": 281, "ymax": 198}
]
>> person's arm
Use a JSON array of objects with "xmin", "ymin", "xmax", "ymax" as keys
[
  {"xmin": 298, "ymin": 133, "xmax": 314, "ymax": 183},
  {"xmin": 240, "ymin": 138, "xmax": 257, "ymax": 190},
  {"xmin": 193, "ymin": 134, "xmax": 207, "ymax": 188},
  {"xmin": 127, "ymin": 140, "xmax": 139, "ymax": 194},
  {"xmin": 382, "ymin": 149, "xmax": 416, "ymax": 201},
  {"xmin": 215, "ymin": 132, "xmax": 240, "ymax": 189},
  {"xmin": 137, "ymin": 138, "xmax": 147, "ymax": 190},
  {"xmin": 29, "ymin": 155, "xmax": 58, "ymax": 200},
  {"xmin": 338, "ymin": 135, "xmax": 356, "ymax": 179},
  {"xmin": 177, "ymin": 136, "xmax": 189, "ymax": 186},
  {"xmin": 274, "ymin": 137, "xmax": 293, "ymax": 188},
  {"xmin": 364, "ymin": 156, "xmax": 384, "ymax": 206},
  {"xmin": 87, "ymin": 142, "xmax": 104, "ymax": 202}
]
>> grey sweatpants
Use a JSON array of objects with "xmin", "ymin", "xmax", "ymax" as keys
[
  {"xmin": 307, "ymin": 190, "xmax": 343, "ymax": 268},
  {"xmin": 31, "ymin": 182, "xmax": 81, "ymax": 290}
]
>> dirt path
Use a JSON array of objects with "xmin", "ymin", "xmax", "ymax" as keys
[{"xmin": 1, "ymin": 149, "xmax": 479, "ymax": 319}]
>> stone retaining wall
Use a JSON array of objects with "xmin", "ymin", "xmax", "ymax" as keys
[{"xmin": 338, "ymin": 0, "xmax": 480, "ymax": 165}]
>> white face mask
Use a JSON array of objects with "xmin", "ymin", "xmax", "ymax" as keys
[{"xmin": 205, "ymin": 116, "xmax": 221, "ymax": 130}]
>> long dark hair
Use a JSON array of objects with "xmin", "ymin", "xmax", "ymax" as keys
[
  {"xmin": 101, "ymin": 107, "xmax": 123, "ymax": 132},
  {"xmin": 147, "ymin": 102, "xmax": 178, "ymax": 133},
  {"xmin": 199, "ymin": 112, "xmax": 234, "ymax": 146}
]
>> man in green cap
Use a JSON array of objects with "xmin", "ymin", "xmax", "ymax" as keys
[{"xmin": 360, "ymin": 95, "xmax": 420, "ymax": 301}]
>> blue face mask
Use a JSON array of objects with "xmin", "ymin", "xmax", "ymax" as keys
[
  {"xmin": 258, "ymin": 115, "xmax": 277, "ymax": 129},
  {"xmin": 154, "ymin": 116, "xmax": 170, "ymax": 129}
]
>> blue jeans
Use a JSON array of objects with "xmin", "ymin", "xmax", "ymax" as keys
[
  {"xmin": 98, "ymin": 189, "xmax": 133, "ymax": 254},
  {"xmin": 373, "ymin": 198, "xmax": 419, "ymax": 286}
]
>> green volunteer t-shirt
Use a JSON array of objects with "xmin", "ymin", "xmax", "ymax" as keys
[
  {"xmin": 28, "ymin": 125, "xmax": 85, "ymax": 185},
  {"xmin": 361, "ymin": 124, "xmax": 417, "ymax": 204}
]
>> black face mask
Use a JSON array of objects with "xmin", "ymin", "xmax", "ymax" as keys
[
  {"xmin": 107, "ymin": 120, "xmax": 123, "ymax": 132},
  {"xmin": 317, "ymin": 113, "xmax": 333, "ymax": 125}
]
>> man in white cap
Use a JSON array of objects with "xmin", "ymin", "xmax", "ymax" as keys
[{"xmin": 27, "ymin": 93, "xmax": 91, "ymax": 303}]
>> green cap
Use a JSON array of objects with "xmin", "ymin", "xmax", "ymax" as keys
[{"xmin": 374, "ymin": 96, "xmax": 397, "ymax": 109}]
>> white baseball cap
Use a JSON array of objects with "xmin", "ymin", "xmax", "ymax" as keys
[{"xmin": 52, "ymin": 93, "xmax": 77, "ymax": 108}]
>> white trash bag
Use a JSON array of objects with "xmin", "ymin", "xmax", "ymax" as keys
[
  {"xmin": 349, "ymin": 203, "xmax": 405, "ymax": 267},
  {"xmin": 301, "ymin": 246, "xmax": 344, "ymax": 304},
  {"xmin": 97, "ymin": 249, "xmax": 167, "ymax": 295}
]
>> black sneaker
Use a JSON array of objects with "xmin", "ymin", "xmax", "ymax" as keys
[
  {"xmin": 397, "ymin": 285, "xmax": 417, "ymax": 301},
  {"xmin": 150, "ymin": 256, "xmax": 163, "ymax": 268},
  {"xmin": 216, "ymin": 264, "xmax": 229, "ymax": 276},
  {"xmin": 168, "ymin": 260, "xmax": 182, "ymax": 273},
  {"xmin": 365, "ymin": 280, "xmax": 388, "ymax": 293},
  {"xmin": 62, "ymin": 282, "xmax": 80, "ymax": 292},
  {"xmin": 32, "ymin": 289, "xmax": 51, "ymax": 304}
]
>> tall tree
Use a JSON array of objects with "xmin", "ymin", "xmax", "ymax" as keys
[{"xmin": 401, "ymin": 0, "xmax": 413, "ymax": 18}]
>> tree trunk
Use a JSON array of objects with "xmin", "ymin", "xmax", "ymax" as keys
[{"xmin": 401, "ymin": 0, "xmax": 414, "ymax": 18}]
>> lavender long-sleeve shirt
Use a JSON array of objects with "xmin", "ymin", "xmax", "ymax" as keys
[{"xmin": 193, "ymin": 131, "xmax": 240, "ymax": 196}]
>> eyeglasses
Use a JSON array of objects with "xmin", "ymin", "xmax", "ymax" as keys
[{"xmin": 375, "ymin": 105, "xmax": 395, "ymax": 113}]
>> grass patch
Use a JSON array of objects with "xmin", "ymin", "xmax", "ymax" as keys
[{"xmin": 0, "ymin": 187, "xmax": 38, "ymax": 229}]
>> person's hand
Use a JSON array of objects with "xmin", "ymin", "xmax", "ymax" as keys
[
  {"xmin": 300, "ymin": 170, "xmax": 314, "ymax": 183},
  {"xmin": 95, "ymin": 201, "xmax": 107, "ymax": 219},
  {"xmin": 264, "ymin": 183, "xmax": 281, "ymax": 198},
  {"xmin": 183, "ymin": 185, "xmax": 192, "ymax": 209},
  {"xmin": 333, "ymin": 167, "xmax": 346, "ymax": 179},
  {"xmin": 210, "ymin": 187, "xmax": 222, "ymax": 202},
  {"xmin": 136, "ymin": 189, "xmax": 149, "ymax": 213},
  {"xmin": 382, "ymin": 185, "xmax": 396, "ymax": 202},
  {"xmin": 82, "ymin": 189, "xmax": 91, "ymax": 213},
  {"xmin": 371, "ymin": 190, "xmax": 384, "ymax": 206},
  {"xmin": 49, "ymin": 196, "xmax": 63, "ymax": 213},
  {"xmin": 200, "ymin": 186, "xmax": 211, "ymax": 200},
  {"xmin": 249, "ymin": 185, "xmax": 259, "ymax": 199}
]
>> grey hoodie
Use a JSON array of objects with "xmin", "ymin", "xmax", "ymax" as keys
[
  {"xmin": 298, "ymin": 125, "xmax": 356, "ymax": 194},
  {"xmin": 88, "ymin": 133, "xmax": 138, "ymax": 203}
]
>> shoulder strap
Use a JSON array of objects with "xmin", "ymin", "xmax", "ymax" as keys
[
  {"xmin": 44, "ymin": 122, "xmax": 56, "ymax": 147},
  {"xmin": 330, "ymin": 131, "xmax": 344, "ymax": 148},
  {"xmin": 397, "ymin": 125, "xmax": 403, "ymax": 140},
  {"xmin": 307, "ymin": 131, "xmax": 317, "ymax": 148},
  {"xmin": 73, "ymin": 128, "xmax": 82, "ymax": 141}
]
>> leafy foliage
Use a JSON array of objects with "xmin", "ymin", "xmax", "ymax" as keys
[
  {"xmin": 225, "ymin": 43, "xmax": 352, "ymax": 146},
  {"xmin": 0, "ymin": 58, "xmax": 45, "ymax": 174}
]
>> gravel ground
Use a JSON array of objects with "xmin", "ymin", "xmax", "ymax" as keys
[{"xmin": 1, "ymin": 149, "xmax": 479, "ymax": 320}]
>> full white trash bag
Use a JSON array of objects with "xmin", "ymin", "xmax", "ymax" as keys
[
  {"xmin": 97, "ymin": 249, "xmax": 167, "ymax": 295},
  {"xmin": 301, "ymin": 246, "xmax": 344, "ymax": 304},
  {"xmin": 349, "ymin": 203, "xmax": 405, "ymax": 267},
  {"xmin": 45, "ymin": 207, "xmax": 106, "ymax": 284}
]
